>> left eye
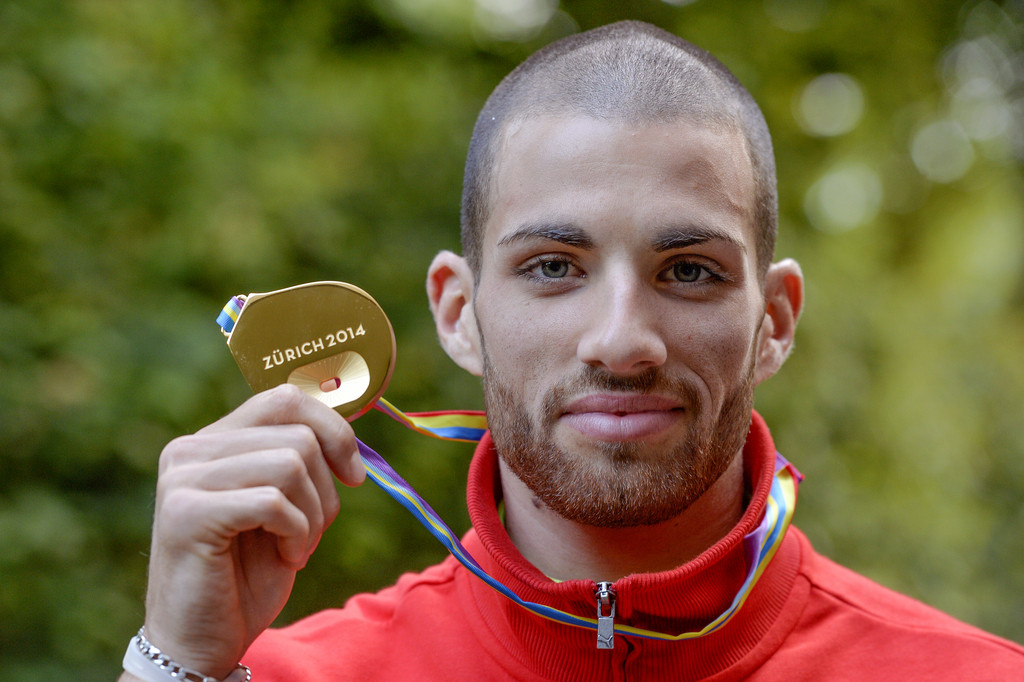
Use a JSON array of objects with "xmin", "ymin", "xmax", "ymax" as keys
[{"xmin": 669, "ymin": 262, "xmax": 709, "ymax": 282}]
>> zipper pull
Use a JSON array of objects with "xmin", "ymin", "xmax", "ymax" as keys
[{"xmin": 595, "ymin": 581, "xmax": 616, "ymax": 649}]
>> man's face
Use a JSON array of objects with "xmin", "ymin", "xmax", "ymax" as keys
[{"xmin": 472, "ymin": 115, "xmax": 767, "ymax": 528}]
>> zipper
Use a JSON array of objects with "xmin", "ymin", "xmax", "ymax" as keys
[{"xmin": 595, "ymin": 581, "xmax": 617, "ymax": 649}]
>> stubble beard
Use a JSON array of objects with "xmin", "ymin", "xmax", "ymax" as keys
[{"xmin": 484, "ymin": 357, "xmax": 756, "ymax": 529}]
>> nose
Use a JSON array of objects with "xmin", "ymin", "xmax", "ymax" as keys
[{"xmin": 576, "ymin": 276, "xmax": 668, "ymax": 375}]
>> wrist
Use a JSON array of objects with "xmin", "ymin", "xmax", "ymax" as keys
[{"xmin": 123, "ymin": 628, "xmax": 251, "ymax": 682}]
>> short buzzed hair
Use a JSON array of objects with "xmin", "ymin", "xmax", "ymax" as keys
[{"xmin": 460, "ymin": 21, "xmax": 777, "ymax": 279}]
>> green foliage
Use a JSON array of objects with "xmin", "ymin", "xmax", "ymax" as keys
[{"xmin": 0, "ymin": 0, "xmax": 1021, "ymax": 678}]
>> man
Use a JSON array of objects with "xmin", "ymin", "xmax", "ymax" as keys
[{"xmin": 121, "ymin": 21, "xmax": 1024, "ymax": 681}]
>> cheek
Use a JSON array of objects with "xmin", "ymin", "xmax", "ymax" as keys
[
  {"xmin": 670, "ymin": 303, "xmax": 760, "ymax": 391},
  {"xmin": 477, "ymin": 297, "xmax": 562, "ymax": 395}
]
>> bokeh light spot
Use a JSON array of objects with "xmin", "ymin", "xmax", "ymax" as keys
[
  {"xmin": 804, "ymin": 163, "xmax": 883, "ymax": 233},
  {"xmin": 795, "ymin": 73, "xmax": 865, "ymax": 137},
  {"xmin": 910, "ymin": 120, "xmax": 975, "ymax": 183},
  {"xmin": 474, "ymin": 0, "xmax": 557, "ymax": 40}
]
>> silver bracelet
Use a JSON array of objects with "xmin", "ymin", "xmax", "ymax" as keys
[{"xmin": 123, "ymin": 628, "xmax": 252, "ymax": 682}]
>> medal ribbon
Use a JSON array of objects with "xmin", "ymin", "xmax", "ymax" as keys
[
  {"xmin": 363, "ymin": 399, "xmax": 802, "ymax": 642},
  {"xmin": 215, "ymin": 297, "xmax": 801, "ymax": 641}
]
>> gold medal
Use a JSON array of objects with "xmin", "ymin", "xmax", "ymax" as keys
[{"xmin": 222, "ymin": 281, "xmax": 395, "ymax": 420}]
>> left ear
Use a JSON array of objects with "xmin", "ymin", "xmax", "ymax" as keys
[{"xmin": 753, "ymin": 258, "xmax": 804, "ymax": 386}]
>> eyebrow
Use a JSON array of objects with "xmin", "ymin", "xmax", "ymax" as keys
[
  {"xmin": 652, "ymin": 224, "xmax": 747, "ymax": 254},
  {"xmin": 496, "ymin": 223, "xmax": 595, "ymax": 249}
]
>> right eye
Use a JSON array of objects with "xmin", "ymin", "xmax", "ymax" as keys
[{"xmin": 537, "ymin": 260, "xmax": 571, "ymax": 278}]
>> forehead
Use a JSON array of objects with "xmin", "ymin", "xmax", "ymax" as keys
[{"xmin": 483, "ymin": 115, "xmax": 757, "ymax": 255}]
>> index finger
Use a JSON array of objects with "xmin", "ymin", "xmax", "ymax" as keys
[{"xmin": 200, "ymin": 384, "xmax": 366, "ymax": 486}]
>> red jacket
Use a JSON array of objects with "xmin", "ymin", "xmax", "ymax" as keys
[{"xmin": 245, "ymin": 413, "xmax": 1024, "ymax": 680}]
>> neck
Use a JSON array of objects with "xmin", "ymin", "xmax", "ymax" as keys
[{"xmin": 499, "ymin": 452, "xmax": 745, "ymax": 582}]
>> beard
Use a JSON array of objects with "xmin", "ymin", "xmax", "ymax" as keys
[{"xmin": 483, "ymin": 356, "xmax": 755, "ymax": 529}]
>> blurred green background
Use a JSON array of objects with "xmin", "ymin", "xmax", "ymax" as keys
[{"xmin": 1, "ymin": 0, "xmax": 1022, "ymax": 678}]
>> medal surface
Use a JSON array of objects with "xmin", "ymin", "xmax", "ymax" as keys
[{"xmin": 224, "ymin": 281, "xmax": 395, "ymax": 420}]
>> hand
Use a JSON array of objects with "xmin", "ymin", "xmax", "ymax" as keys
[{"xmin": 138, "ymin": 384, "xmax": 365, "ymax": 679}]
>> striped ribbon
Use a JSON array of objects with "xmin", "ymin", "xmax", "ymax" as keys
[
  {"xmin": 365, "ymin": 400, "xmax": 802, "ymax": 642},
  {"xmin": 373, "ymin": 398, "xmax": 488, "ymax": 443},
  {"xmin": 216, "ymin": 296, "xmax": 245, "ymax": 335}
]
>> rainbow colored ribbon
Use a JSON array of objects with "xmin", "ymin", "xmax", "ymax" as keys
[
  {"xmin": 364, "ymin": 399, "xmax": 801, "ymax": 643},
  {"xmin": 216, "ymin": 296, "xmax": 245, "ymax": 334},
  {"xmin": 373, "ymin": 398, "xmax": 487, "ymax": 443}
]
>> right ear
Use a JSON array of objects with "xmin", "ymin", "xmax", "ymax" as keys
[{"xmin": 426, "ymin": 250, "xmax": 483, "ymax": 376}]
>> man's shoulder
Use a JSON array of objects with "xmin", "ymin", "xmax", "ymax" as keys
[
  {"xmin": 243, "ymin": 555, "xmax": 474, "ymax": 679},
  {"xmin": 781, "ymin": 527, "xmax": 1024, "ymax": 678},
  {"xmin": 270, "ymin": 553, "xmax": 461, "ymax": 631},
  {"xmin": 796, "ymin": 528, "xmax": 1011, "ymax": 639}
]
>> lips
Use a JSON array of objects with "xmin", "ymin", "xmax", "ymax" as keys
[{"xmin": 559, "ymin": 393, "xmax": 686, "ymax": 441}]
